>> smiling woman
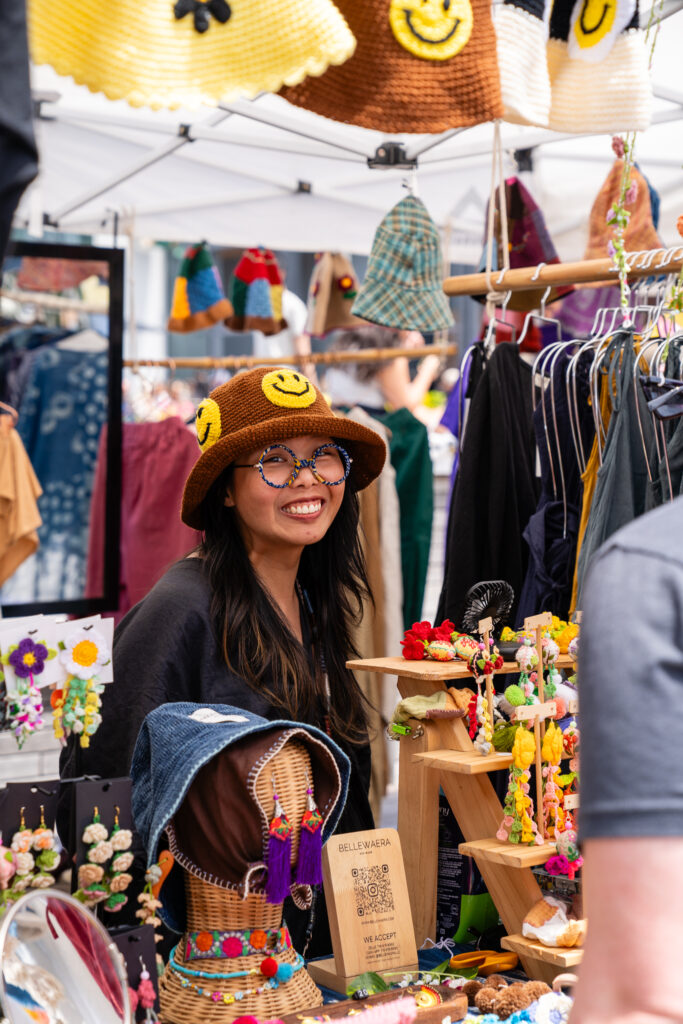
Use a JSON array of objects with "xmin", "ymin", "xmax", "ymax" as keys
[{"xmin": 62, "ymin": 367, "xmax": 386, "ymax": 957}]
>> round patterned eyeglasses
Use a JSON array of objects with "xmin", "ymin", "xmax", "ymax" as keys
[{"xmin": 234, "ymin": 443, "xmax": 352, "ymax": 489}]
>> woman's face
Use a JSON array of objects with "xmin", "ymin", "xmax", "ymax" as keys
[{"xmin": 225, "ymin": 435, "xmax": 346, "ymax": 557}]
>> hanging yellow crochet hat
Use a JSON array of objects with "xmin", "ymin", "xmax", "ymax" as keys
[{"xmin": 28, "ymin": 0, "xmax": 356, "ymax": 110}]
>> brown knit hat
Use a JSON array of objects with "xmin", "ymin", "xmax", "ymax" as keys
[
  {"xmin": 181, "ymin": 366, "xmax": 386, "ymax": 529},
  {"xmin": 306, "ymin": 252, "xmax": 366, "ymax": 336},
  {"xmin": 279, "ymin": 0, "xmax": 502, "ymax": 132},
  {"xmin": 584, "ymin": 159, "xmax": 662, "ymax": 261}
]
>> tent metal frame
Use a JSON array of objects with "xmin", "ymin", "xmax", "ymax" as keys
[{"xmin": 29, "ymin": 2, "xmax": 683, "ymax": 233}]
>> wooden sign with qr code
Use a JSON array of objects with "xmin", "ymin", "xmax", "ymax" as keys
[{"xmin": 307, "ymin": 828, "xmax": 418, "ymax": 990}]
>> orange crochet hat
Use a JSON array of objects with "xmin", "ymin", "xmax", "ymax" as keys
[{"xmin": 181, "ymin": 367, "xmax": 386, "ymax": 529}]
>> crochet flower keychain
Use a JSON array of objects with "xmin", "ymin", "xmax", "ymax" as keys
[
  {"xmin": 497, "ymin": 726, "xmax": 543, "ymax": 846},
  {"xmin": 1, "ymin": 636, "xmax": 56, "ymax": 749},
  {"xmin": 53, "ymin": 627, "xmax": 110, "ymax": 748},
  {"xmin": 541, "ymin": 722, "xmax": 564, "ymax": 840}
]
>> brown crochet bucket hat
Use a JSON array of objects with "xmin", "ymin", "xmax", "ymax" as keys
[
  {"xmin": 279, "ymin": 0, "xmax": 502, "ymax": 132},
  {"xmin": 181, "ymin": 366, "xmax": 386, "ymax": 529}
]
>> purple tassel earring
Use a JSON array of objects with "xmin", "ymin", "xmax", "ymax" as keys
[
  {"xmin": 266, "ymin": 781, "xmax": 292, "ymax": 904},
  {"xmin": 295, "ymin": 777, "xmax": 323, "ymax": 886}
]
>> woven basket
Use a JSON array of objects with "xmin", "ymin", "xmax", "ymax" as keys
[{"xmin": 160, "ymin": 741, "xmax": 323, "ymax": 1023}]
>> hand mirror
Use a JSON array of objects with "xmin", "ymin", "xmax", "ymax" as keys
[{"xmin": 0, "ymin": 890, "xmax": 131, "ymax": 1024}]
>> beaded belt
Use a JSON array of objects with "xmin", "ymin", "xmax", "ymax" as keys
[
  {"xmin": 185, "ymin": 926, "xmax": 292, "ymax": 962},
  {"xmin": 169, "ymin": 945, "xmax": 305, "ymax": 1004}
]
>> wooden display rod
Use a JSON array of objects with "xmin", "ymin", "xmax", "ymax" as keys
[
  {"xmin": 412, "ymin": 749, "xmax": 512, "ymax": 774},
  {"xmin": 346, "ymin": 655, "xmax": 574, "ymax": 680},
  {"xmin": 123, "ymin": 343, "xmax": 456, "ymax": 372},
  {"xmin": 501, "ymin": 934, "xmax": 584, "ymax": 969},
  {"xmin": 442, "ymin": 249, "xmax": 683, "ymax": 296},
  {"xmin": 459, "ymin": 837, "xmax": 556, "ymax": 869}
]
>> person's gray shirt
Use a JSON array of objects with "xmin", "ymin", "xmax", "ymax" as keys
[{"xmin": 580, "ymin": 494, "xmax": 683, "ymax": 838}]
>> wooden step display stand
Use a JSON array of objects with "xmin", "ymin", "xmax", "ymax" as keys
[{"xmin": 346, "ymin": 653, "xmax": 576, "ymax": 984}]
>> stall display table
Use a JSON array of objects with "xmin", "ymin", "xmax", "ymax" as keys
[{"xmin": 346, "ymin": 656, "xmax": 581, "ymax": 984}]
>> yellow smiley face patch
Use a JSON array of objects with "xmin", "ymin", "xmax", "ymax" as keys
[
  {"xmin": 195, "ymin": 398, "xmax": 222, "ymax": 451},
  {"xmin": 389, "ymin": 0, "xmax": 473, "ymax": 61},
  {"xmin": 569, "ymin": 0, "xmax": 635, "ymax": 62},
  {"xmin": 261, "ymin": 370, "xmax": 316, "ymax": 409}
]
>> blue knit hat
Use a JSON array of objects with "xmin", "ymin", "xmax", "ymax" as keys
[{"xmin": 130, "ymin": 703, "xmax": 350, "ymax": 933}]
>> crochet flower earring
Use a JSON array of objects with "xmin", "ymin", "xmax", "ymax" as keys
[
  {"xmin": 30, "ymin": 806, "xmax": 60, "ymax": 888},
  {"xmin": 76, "ymin": 806, "xmax": 111, "ymax": 905},
  {"xmin": 137, "ymin": 958, "xmax": 160, "ymax": 1022},
  {"xmin": 266, "ymin": 781, "xmax": 292, "ymax": 904},
  {"xmin": 104, "ymin": 806, "xmax": 133, "ymax": 913},
  {"xmin": 295, "ymin": 775, "xmax": 323, "ymax": 886}
]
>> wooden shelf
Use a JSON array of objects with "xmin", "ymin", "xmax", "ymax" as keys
[
  {"xmin": 501, "ymin": 934, "xmax": 584, "ymax": 968},
  {"xmin": 459, "ymin": 837, "xmax": 557, "ymax": 869},
  {"xmin": 346, "ymin": 655, "xmax": 574, "ymax": 681},
  {"xmin": 413, "ymin": 749, "xmax": 513, "ymax": 774}
]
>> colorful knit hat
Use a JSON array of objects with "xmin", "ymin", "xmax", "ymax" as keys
[
  {"xmin": 495, "ymin": 0, "xmax": 551, "ymax": 127},
  {"xmin": 582, "ymin": 160, "xmax": 662, "ymax": 275},
  {"xmin": 547, "ymin": 0, "xmax": 651, "ymax": 132},
  {"xmin": 476, "ymin": 177, "xmax": 573, "ymax": 312},
  {"xmin": 280, "ymin": 0, "xmax": 502, "ymax": 132},
  {"xmin": 352, "ymin": 197, "xmax": 454, "ymax": 332},
  {"xmin": 28, "ymin": 0, "xmax": 356, "ymax": 110},
  {"xmin": 167, "ymin": 242, "xmax": 233, "ymax": 333},
  {"xmin": 227, "ymin": 248, "xmax": 288, "ymax": 335},
  {"xmin": 306, "ymin": 253, "xmax": 366, "ymax": 336},
  {"xmin": 181, "ymin": 366, "xmax": 386, "ymax": 529}
]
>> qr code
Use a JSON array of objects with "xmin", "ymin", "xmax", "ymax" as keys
[{"xmin": 351, "ymin": 864, "xmax": 394, "ymax": 916}]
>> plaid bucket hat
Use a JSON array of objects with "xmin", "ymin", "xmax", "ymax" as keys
[
  {"xmin": 181, "ymin": 365, "xmax": 387, "ymax": 529},
  {"xmin": 131, "ymin": 703, "xmax": 350, "ymax": 933},
  {"xmin": 352, "ymin": 196, "xmax": 454, "ymax": 332}
]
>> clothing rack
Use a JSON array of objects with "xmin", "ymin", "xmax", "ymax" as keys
[
  {"xmin": 123, "ymin": 343, "xmax": 457, "ymax": 371},
  {"xmin": 442, "ymin": 247, "xmax": 683, "ymax": 296},
  {"xmin": 0, "ymin": 287, "xmax": 108, "ymax": 315}
]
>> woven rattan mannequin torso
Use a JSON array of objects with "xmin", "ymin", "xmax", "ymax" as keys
[{"xmin": 159, "ymin": 742, "xmax": 323, "ymax": 1023}]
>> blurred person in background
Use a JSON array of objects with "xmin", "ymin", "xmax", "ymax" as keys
[{"xmin": 324, "ymin": 325, "xmax": 442, "ymax": 414}]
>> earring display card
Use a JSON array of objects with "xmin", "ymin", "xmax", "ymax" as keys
[
  {"xmin": 110, "ymin": 924, "xmax": 160, "ymax": 1014},
  {"xmin": 307, "ymin": 827, "xmax": 418, "ymax": 993},
  {"xmin": 72, "ymin": 776, "xmax": 132, "ymax": 887},
  {"xmin": 0, "ymin": 779, "xmax": 60, "ymax": 838}
]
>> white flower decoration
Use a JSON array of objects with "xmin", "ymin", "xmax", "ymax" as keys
[
  {"xmin": 60, "ymin": 628, "xmax": 110, "ymax": 680},
  {"xmin": 112, "ymin": 852, "xmax": 134, "ymax": 872},
  {"xmin": 87, "ymin": 840, "xmax": 113, "ymax": 864},
  {"xmin": 11, "ymin": 829, "xmax": 32, "ymax": 854},
  {"xmin": 110, "ymin": 829, "xmax": 132, "ymax": 852},
  {"xmin": 14, "ymin": 852, "xmax": 35, "ymax": 875},
  {"xmin": 82, "ymin": 822, "xmax": 108, "ymax": 844},
  {"xmin": 30, "ymin": 873, "xmax": 54, "ymax": 889},
  {"xmin": 11, "ymin": 874, "xmax": 31, "ymax": 892}
]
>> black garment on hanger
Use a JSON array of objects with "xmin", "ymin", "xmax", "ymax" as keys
[
  {"xmin": 0, "ymin": 0, "xmax": 38, "ymax": 266},
  {"xmin": 437, "ymin": 343, "xmax": 540, "ymax": 629},
  {"xmin": 517, "ymin": 349, "xmax": 594, "ymax": 622}
]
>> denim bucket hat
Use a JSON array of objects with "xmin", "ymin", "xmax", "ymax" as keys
[
  {"xmin": 352, "ymin": 196, "xmax": 454, "ymax": 333},
  {"xmin": 130, "ymin": 703, "xmax": 350, "ymax": 932}
]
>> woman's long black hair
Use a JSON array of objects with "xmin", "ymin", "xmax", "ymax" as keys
[{"xmin": 198, "ymin": 464, "xmax": 371, "ymax": 744}]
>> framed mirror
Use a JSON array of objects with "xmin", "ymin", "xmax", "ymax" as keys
[
  {"xmin": 0, "ymin": 240, "xmax": 122, "ymax": 616},
  {"xmin": 0, "ymin": 889, "xmax": 131, "ymax": 1024}
]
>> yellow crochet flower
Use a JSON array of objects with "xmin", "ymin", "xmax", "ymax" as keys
[
  {"xmin": 512, "ymin": 726, "xmax": 536, "ymax": 772},
  {"xmin": 542, "ymin": 721, "xmax": 563, "ymax": 766}
]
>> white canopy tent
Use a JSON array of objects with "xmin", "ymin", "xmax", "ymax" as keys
[{"xmin": 17, "ymin": 11, "xmax": 683, "ymax": 264}]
